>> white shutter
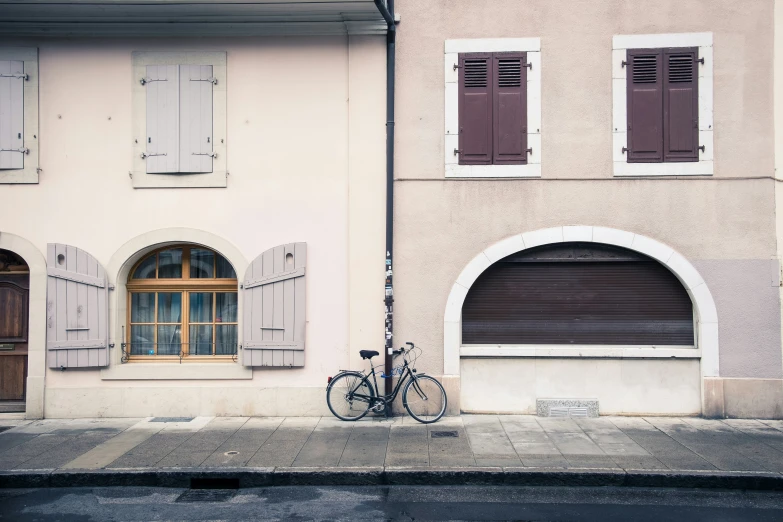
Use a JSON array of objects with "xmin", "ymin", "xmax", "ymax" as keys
[
  {"xmin": 243, "ymin": 243, "xmax": 306, "ymax": 367},
  {"xmin": 0, "ymin": 60, "xmax": 25, "ymax": 170},
  {"xmin": 46, "ymin": 244, "xmax": 109, "ymax": 368},
  {"xmin": 145, "ymin": 64, "xmax": 179, "ymax": 174},
  {"xmin": 179, "ymin": 64, "xmax": 214, "ymax": 174}
]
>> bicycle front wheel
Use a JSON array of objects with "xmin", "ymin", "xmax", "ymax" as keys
[
  {"xmin": 326, "ymin": 371, "xmax": 375, "ymax": 421},
  {"xmin": 403, "ymin": 374, "xmax": 447, "ymax": 424}
]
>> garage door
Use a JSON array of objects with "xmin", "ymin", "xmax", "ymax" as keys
[{"xmin": 462, "ymin": 242, "xmax": 694, "ymax": 345}]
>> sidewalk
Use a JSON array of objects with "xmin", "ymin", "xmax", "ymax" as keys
[{"xmin": 3, "ymin": 414, "xmax": 783, "ymax": 489}]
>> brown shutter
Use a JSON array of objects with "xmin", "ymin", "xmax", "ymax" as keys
[
  {"xmin": 626, "ymin": 49, "xmax": 663, "ymax": 163},
  {"xmin": 458, "ymin": 53, "xmax": 492, "ymax": 165},
  {"xmin": 492, "ymin": 52, "xmax": 527, "ymax": 165},
  {"xmin": 663, "ymin": 47, "xmax": 699, "ymax": 162}
]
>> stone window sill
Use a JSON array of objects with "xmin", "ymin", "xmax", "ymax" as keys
[{"xmin": 100, "ymin": 362, "xmax": 252, "ymax": 380}]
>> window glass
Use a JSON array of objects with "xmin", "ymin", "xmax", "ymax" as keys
[
  {"xmin": 216, "ymin": 325, "xmax": 238, "ymax": 355},
  {"xmin": 157, "ymin": 325, "xmax": 181, "ymax": 355},
  {"xmin": 190, "ymin": 248, "xmax": 214, "ymax": 279},
  {"xmin": 190, "ymin": 292, "xmax": 213, "ymax": 323},
  {"xmin": 157, "ymin": 293, "xmax": 182, "ymax": 323},
  {"xmin": 130, "ymin": 325, "xmax": 154, "ymax": 355},
  {"xmin": 133, "ymin": 254, "xmax": 156, "ymax": 279},
  {"xmin": 158, "ymin": 248, "xmax": 182, "ymax": 278},
  {"xmin": 190, "ymin": 325, "xmax": 213, "ymax": 355},
  {"xmin": 216, "ymin": 293, "xmax": 237, "ymax": 323},
  {"xmin": 216, "ymin": 254, "xmax": 236, "ymax": 279},
  {"xmin": 131, "ymin": 293, "xmax": 155, "ymax": 323}
]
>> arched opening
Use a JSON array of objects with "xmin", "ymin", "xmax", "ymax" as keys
[
  {"xmin": 462, "ymin": 242, "xmax": 694, "ymax": 347},
  {"xmin": 125, "ymin": 244, "xmax": 238, "ymax": 360},
  {"xmin": 0, "ymin": 249, "xmax": 30, "ymax": 412}
]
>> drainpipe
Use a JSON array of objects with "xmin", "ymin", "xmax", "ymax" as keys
[{"xmin": 374, "ymin": 0, "xmax": 396, "ymax": 408}]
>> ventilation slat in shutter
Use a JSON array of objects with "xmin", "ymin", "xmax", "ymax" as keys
[
  {"xmin": 632, "ymin": 55, "xmax": 658, "ymax": 84},
  {"xmin": 463, "ymin": 60, "xmax": 487, "ymax": 87},
  {"xmin": 497, "ymin": 59, "xmax": 522, "ymax": 87},
  {"xmin": 667, "ymin": 54, "xmax": 694, "ymax": 83}
]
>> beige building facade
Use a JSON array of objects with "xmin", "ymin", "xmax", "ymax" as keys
[
  {"xmin": 0, "ymin": 2, "xmax": 389, "ymax": 418},
  {"xmin": 393, "ymin": 0, "xmax": 782, "ymax": 418}
]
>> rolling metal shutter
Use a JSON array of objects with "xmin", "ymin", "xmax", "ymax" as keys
[{"xmin": 462, "ymin": 243, "xmax": 694, "ymax": 345}]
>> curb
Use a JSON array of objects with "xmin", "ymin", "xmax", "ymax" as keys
[{"xmin": 2, "ymin": 467, "xmax": 783, "ymax": 490}]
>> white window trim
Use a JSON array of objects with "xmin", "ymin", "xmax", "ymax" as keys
[
  {"xmin": 131, "ymin": 51, "xmax": 227, "ymax": 188},
  {"xmin": 0, "ymin": 47, "xmax": 39, "ymax": 184},
  {"xmin": 612, "ymin": 32, "xmax": 713, "ymax": 177},
  {"xmin": 444, "ymin": 38, "xmax": 541, "ymax": 178}
]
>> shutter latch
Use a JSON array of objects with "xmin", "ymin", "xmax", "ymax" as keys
[
  {"xmin": 141, "ymin": 152, "xmax": 167, "ymax": 159},
  {"xmin": 696, "ymin": 57, "xmax": 705, "ymax": 65},
  {"xmin": 526, "ymin": 147, "xmax": 533, "ymax": 155},
  {"xmin": 192, "ymin": 152, "xmax": 217, "ymax": 158},
  {"xmin": 190, "ymin": 77, "xmax": 218, "ymax": 85},
  {"xmin": 453, "ymin": 63, "xmax": 461, "ymax": 71},
  {"xmin": 0, "ymin": 73, "xmax": 28, "ymax": 80},
  {"xmin": 698, "ymin": 145, "xmax": 706, "ymax": 153},
  {"xmin": 523, "ymin": 62, "xmax": 533, "ymax": 70},
  {"xmin": 139, "ymin": 77, "xmax": 167, "ymax": 85},
  {"xmin": 621, "ymin": 147, "xmax": 629, "ymax": 154},
  {"xmin": 0, "ymin": 147, "xmax": 29, "ymax": 155},
  {"xmin": 453, "ymin": 148, "xmax": 461, "ymax": 155}
]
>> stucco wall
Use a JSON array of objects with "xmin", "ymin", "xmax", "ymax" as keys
[
  {"xmin": 392, "ymin": 0, "xmax": 780, "ymax": 381},
  {"xmin": 0, "ymin": 35, "xmax": 387, "ymax": 416}
]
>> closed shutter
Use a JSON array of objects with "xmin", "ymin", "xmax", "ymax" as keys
[
  {"xmin": 492, "ymin": 52, "xmax": 527, "ymax": 165},
  {"xmin": 626, "ymin": 49, "xmax": 663, "ymax": 163},
  {"xmin": 145, "ymin": 64, "xmax": 179, "ymax": 174},
  {"xmin": 458, "ymin": 53, "xmax": 492, "ymax": 165},
  {"xmin": 663, "ymin": 48, "xmax": 699, "ymax": 162},
  {"xmin": 46, "ymin": 244, "xmax": 109, "ymax": 368},
  {"xmin": 179, "ymin": 64, "xmax": 214, "ymax": 174},
  {"xmin": 0, "ymin": 60, "xmax": 25, "ymax": 170},
  {"xmin": 462, "ymin": 243, "xmax": 694, "ymax": 346},
  {"xmin": 243, "ymin": 243, "xmax": 306, "ymax": 367}
]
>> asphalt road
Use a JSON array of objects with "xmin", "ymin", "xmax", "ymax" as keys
[{"xmin": 2, "ymin": 485, "xmax": 783, "ymax": 521}]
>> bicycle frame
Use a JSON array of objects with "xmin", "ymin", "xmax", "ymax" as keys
[{"xmin": 342, "ymin": 353, "xmax": 426, "ymax": 407}]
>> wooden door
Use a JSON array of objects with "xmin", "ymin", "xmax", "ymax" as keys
[{"xmin": 0, "ymin": 274, "xmax": 29, "ymax": 402}]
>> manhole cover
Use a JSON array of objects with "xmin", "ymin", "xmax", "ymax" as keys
[
  {"xmin": 176, "ymin": 489, "xmax": 236, "ymax": 503},
  {"xmin": 151, "ymin": 417, "xmax": 193, "ymax": 423},
  {"xmin": 431, "ymin": 430, "xmax": 459, "ymax": 438},
  {"xmin": 0, "ymin": 427, "xmax": 11, "ymax": 434},
  {"xmin": 224, "ymin": 451, "xmax": 239, "ymax": 456}
]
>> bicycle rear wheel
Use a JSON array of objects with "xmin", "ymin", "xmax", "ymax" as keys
[
  {"xmin": 403, "ymin": 374, "xmax": 447, "ymax": 424},
  {"xmin": 326, "ymin": 371, "xmax": 375, "ymax": 421}
]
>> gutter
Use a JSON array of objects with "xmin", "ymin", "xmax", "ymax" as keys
[{"xmin": 374, "ymin": 0, "xmax": 396, "ymax": 406}]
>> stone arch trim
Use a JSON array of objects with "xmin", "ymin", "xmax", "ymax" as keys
[
  {"xmin": 105, "ymin": 228, "xmax": 248, "ymax": 369},
  {"xmin": 0, "ymin": 232, "xmax": 47, "ymax": 418},
  {"xmin": 443, "ymin": 226, "xmax": 719, "ymax": 379}
]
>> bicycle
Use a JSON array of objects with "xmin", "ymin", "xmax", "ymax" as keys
[{"xmin": 325, "ymin": 342, "xmax": 447, "ymax": 424}]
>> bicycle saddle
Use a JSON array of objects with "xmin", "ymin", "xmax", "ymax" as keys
[{"xmin": 359, "ymin": 350, "xmax": 379, "ymax": 360}]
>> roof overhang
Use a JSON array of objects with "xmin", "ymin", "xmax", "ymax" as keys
[{"xmin": 0, "ymin": 0, "xmax": 389, "ymax": 37}]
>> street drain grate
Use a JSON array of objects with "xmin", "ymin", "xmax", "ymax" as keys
[
  {"xmin": 431, "ymin": 430, "xmax": 459, "ymax": 438},
  {"xmin": 0, "ymin": 427, "xmax": 11, "ymax": 434},
  {"xmin": 150, "ymin": 417, "xmax": 193, "ymax": 423},
  {"xmin": 176, "ymin": 489, "xmax": 236, "ymax": 503}
]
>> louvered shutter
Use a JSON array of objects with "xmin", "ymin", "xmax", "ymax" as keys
[
  {"xmin": 458, "ymin": 53, "xmax": 492, "ymax": 165},
  {"xmin": 626, "ymin": 49, "xmax": 663, "ymax": 163},
  {"xmin": 0, "ymin": 60, "xmax": 25, "ymax": 170},
  {"xmin": 145, "ymin": 64, "xmax": 179, "ymax": 174},
  {"xmin": 492, "ymin": 52, "xmax": 527, "ymax": 165},
  {"xmin": 243, "ymin": 243, "xmax": 306, "ymax": 367},
  {"xmin": 179, "ymin": 65, "xmax": 214, "ymax": 173},
  {"xmin": 663, "ymin": 48, "xmax": 699, "ymax": 162},
  {"xmin": 46, "ymin": 244, "xmax": 109, "ymax": 368}
]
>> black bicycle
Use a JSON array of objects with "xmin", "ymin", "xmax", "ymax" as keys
[{"xmin": 326, "ymin": 342, "xmax": 447, "ymax": 424}]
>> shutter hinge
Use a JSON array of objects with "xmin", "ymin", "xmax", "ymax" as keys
[
  {"xmin": 192, "ymin": 152, "xmax": 217, "ymax": 158},
  {"xmin": 0, "ymin": 147, "xmax": 29, "ymax": 155},
  {"xmin": 0, "ymin": 73, "xmax": 28, "ymax": 80},
  {"xmin": 696, "ymin": 57, "xmax": 705, "ymax": 65},
  {"xmin": 453, "ymin": 63, "xmax": 461, "ymax": 70},
  {"xmin": 141, "ymin": 152, "xmax": 167, "ymax": 159},
  {"xmin": 526, "ymin": 147, "xmax": 533, "ymax": 156},
  {"xmin": 453, "ymin": 148, "xmax": 461, "ymax": 155},
  {"xmin": 621, "ymin": 60, "xmax": 628, "ymax": 68},
  {"xmin": 699, "ymin": 145, "xmax": 706, "ymax": 153},
  {"xmin": 139, "ymin": 77, "xmax": 167, "ymax": 85},
  {"xmin": 190, "ymin": 77, "xmax": 218, "ymax": 85},
  {"xmin": 523, "ymin": 62, "xmax": 533, "ymax": 70},
  {"xmin": 621, "ymin": 147, "xmax": 629, "ymax": 154},
  {"xmin": 108, "ymin": 284, "xmax": 115, "ymax": 290}
]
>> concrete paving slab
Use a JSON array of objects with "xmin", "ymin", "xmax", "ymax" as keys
[
  {"xmin": 512, "ymin": 442, "xmax": 562, "ymax": 456},
  {"xmin": 157, "ymin": 428, "xmax": 240, "ymax": 468},
  {"xmin": 349, "ymin": 426, "xmax": 390, "ymax": 442},
  {"xmin": 536, "ymin": 418, "xmax": 583, "ymax": 433},
  {"xmin": 292, "ymin": 433, "xmax": 352, "ymax": 467},
  {"xmin": 0, "ymin": 432, "xmax": 37, "ymax": 453},
  {"xmin": 246, "ymin": 439, "xmax": 308, "ymax": 467},
  {"xmin": 610, "ymin": 455, "xmax": 668, "ymax": 470},
  {"xmin": 384, "ymin": 453, "xmax": 430, "ymax": 467},
  {"xmin": 0, "ymin": 433, "xmax": 77, "ymax": 469},
  {"xmin": 200, "ymin": 425, "xmax": 277, "ymax": 468},
  {"xmin": 475, "ymin": 457, "xmax": 522, "ymax": 467},
  {"xmin": 519, "ymin": 455, "xmax": 569, "ymax": 468},
  {"xmin": 598, "ymin": 443, "xmax": 651, "ymax": 457},
  {"xmin": 62, "ymin": 420, "xmax": 166, "ymax": 469},
  {"xmin": 19, "ymin": 432, "xmax": 117, "ymax": 470},
  {"xmin": 548, "ymin": 432, "xmax": 606, "ymax": 456},
  {"xmin": 107, "ymin": 432, "xmax": 196, "ymax": 468},
  {"xmin": 339, "ymin": 440, "xmax": 388, "ymax": 467},
  {"xmin": 466, "ymin": 432, "xmax": 517, "ymax": 457},
  {"xmin": 564, "ymin": 455, "xmax": 621, "ymax": 469}
]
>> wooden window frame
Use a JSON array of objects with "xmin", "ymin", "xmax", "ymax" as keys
[{"xmin": 126, "ymin": 245, "xmax": 238, "ymax": 362}]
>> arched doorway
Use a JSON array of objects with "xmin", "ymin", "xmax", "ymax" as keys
[{"xmin": 0, "ymin": 249, "xmax": 30, "ymax": 412}]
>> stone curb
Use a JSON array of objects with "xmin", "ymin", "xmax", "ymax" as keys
[{"xmin": 1, "ymin": 467, "xmax": 783, "ymax": 490}]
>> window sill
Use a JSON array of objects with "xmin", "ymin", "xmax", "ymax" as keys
[
  {"xmin": 100, "ymin": 361, "xmax": 252, "ymax": 380},
  {"xmin": 131, "ymin": 170, "xmax": 227, "ymax": 189},
  {"xmin": 0, "ymin": 169, "xmax": 38, "ymax": 184},
  {"xmin": 613, "ymin": 161, "xmax": 713, "ymax": 177},
  {"xmin": 460, "ymin": 345, "xmax": 700, "ymax": 359},
  {"xmin": 446, "ymin": 163, "xmax": 541, "ymax": 178}
]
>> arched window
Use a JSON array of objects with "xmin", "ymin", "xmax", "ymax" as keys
[
  {"xmin": 127, "ymin": 245, "xmax": 238, "ymax": 360},
  {"xmin": 462, "ymin": 242, "xmax": 694, "ymax": 346}
]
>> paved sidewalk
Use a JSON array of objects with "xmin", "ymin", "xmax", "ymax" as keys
[{"xmin": 3, "ymin": 415, "xmax": 783, "ymax": 488}]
